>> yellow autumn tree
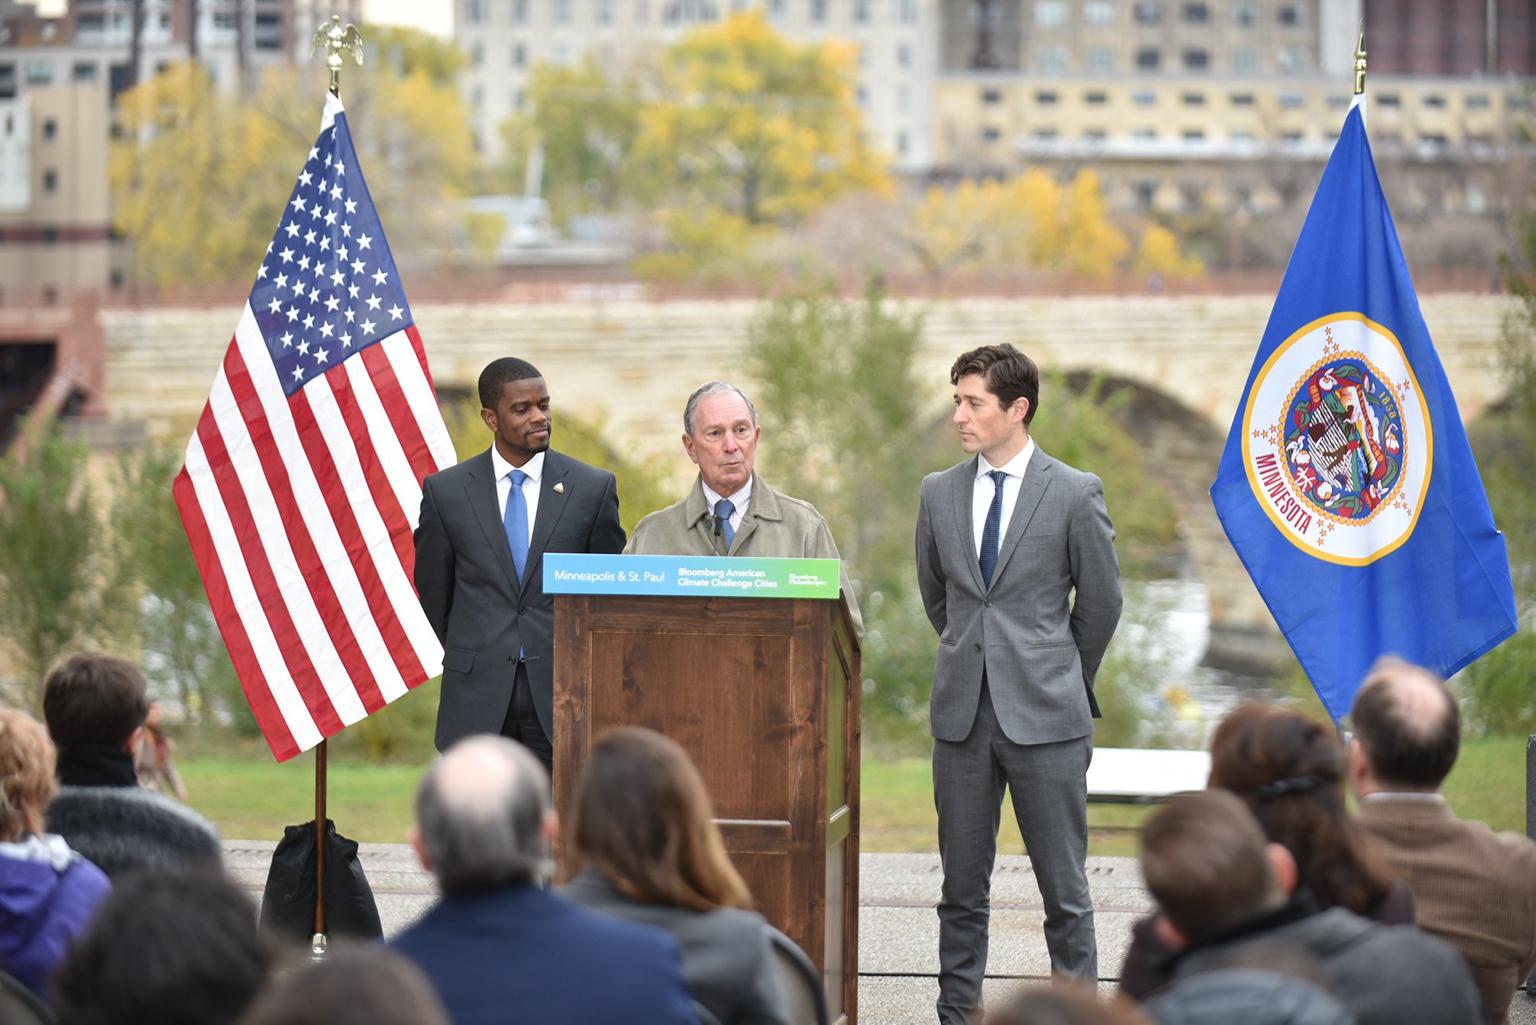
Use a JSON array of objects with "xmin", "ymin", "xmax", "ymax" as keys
[
  {"xmin": 636, "ymin": 11, "xmax": 890, "ymax": 226},
  {"xmin": 1133, "ymin": 223, "xmax": 1207, "ymax": 280},
  {"xmin": 111, "ymin": 32, "xmax": 479, "ymax": 285},
  {"xmin": 1060, "ymin": 170, "xmax": 1129, "ymax": 278}
]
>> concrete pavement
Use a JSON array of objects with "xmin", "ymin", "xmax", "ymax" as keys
[{"xmin": 224, "ymin": 841, "xmax": 1536, "ymax": 1024}]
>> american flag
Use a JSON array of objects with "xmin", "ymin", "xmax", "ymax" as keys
[{"xmin": 174, "ymin": 94, "xmax": 455, "ymax": 762}]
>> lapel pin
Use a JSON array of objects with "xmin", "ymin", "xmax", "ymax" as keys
[{"xmin": 553, "ymin": 482, "xmax": 565, "ymax": 494}]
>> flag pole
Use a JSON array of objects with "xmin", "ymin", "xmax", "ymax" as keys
[{"xmin": 306, "ymin": 15, "xmax": 364, "ymax": 963}]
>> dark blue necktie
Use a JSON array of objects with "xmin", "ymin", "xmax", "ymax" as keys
[
  {"xmin": 714, "ymin": 498, "xmax": 736, "ymax": 550},
  {"xmin": 505, "ymin": 468, "xmax": 529, "ymax": 583},
  {"xmin": 979, "ymin": 470, "xmax": 1008, "ymax": 587}
]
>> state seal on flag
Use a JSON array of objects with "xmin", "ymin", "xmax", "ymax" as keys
[{"xmin": 1241, "ymin": 312, "xmax": 1432, "ymax": 566}]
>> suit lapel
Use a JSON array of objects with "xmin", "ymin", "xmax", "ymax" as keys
[
  {"xmin": 465, "ymin": 450, "xmax": 522, "ymax": 598},
  {"xmin": 950, "ymin": 458, "xmax": 985, "ymax": 593},
  {"xmin": 988, "ymin": 451, "xmax": 1054, "ymax": 589},
  {"xmin": 523, "ymin": 451, "xmax": 572, "ymax": 589}
]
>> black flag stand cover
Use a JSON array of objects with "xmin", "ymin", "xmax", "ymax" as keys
[{"xmin": 259, "ymin": 819, "xmax": 383, "ymax": 942}]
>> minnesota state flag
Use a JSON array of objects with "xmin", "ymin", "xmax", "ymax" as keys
[{"xmin": 1210, "ymin": 98, "xmax": 1518, "ymax": 719}]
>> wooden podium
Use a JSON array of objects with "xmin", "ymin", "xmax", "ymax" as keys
[{"xmin": 553, "ymin": 592, "xmax": 861, "ymax": 1025}]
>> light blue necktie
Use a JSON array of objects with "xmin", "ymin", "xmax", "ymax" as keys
[
  {"xmin": 505, "ymin": 468, "xmax": 529, "ymax": 584},
  {"xmin": 979, "ymin": 470, "xmax": 1007, "ymax": 587},
  {"xmin": 714, "ymin": 498, "xmax": 736, "ymax": 550}
]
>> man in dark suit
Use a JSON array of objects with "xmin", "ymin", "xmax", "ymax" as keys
[
  {"xmin": 1350, "ymin": 657, "xmax": 1536, "ymax": 1025},
  {"xmin": 391, "ymin": 735, "xmax": 697, "ymax": 1025},
  {"xmin": 915, "ymin": 344, "xmax": 1122, "ymax": 1024},
  {"xmin": 413, "ymin": 358, "xmax": 626, "ymax": 769}
]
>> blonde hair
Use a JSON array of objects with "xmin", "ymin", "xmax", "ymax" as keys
[{"xmin": 0, "ymin": 709, "xmax": 58, "ymax": 841}]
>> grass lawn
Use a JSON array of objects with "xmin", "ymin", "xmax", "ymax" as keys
[{"xmin": 182, "ymin": 735, "xmax": 1529, "ymax": 854}]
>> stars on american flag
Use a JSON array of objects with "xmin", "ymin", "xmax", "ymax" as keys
[{"xmin": 249, "ymin": 119, "xmax": 412, "ymax": 396}]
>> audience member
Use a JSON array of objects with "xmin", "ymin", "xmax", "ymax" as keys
[
  {"xmin": 42, "ymin": 653, "xmax": 221, "ymax": 877},
  {"xmin": 237, "ymin": 945, "xmax": 449, "ymax": 1025},
  {"xmin": 51, "ymin": 869, "xmax": 272, "ymax": 1025},
  {"xmin": 1120, "ymin": 703, "xmax": 1409, "ymax": 997},
  {"xmin": 1141, "ymin": 944, "xmax": 1356, "ymax": 1025},
  {"xmin": 1138, "ymin": 790, "xmax": 1479, "ymax": 1025},
  {"xmin": 564, "ymin": 727, "xmax": 790, "ymax": 1025},
  {"xmin": 986, "ymin": 982, "xmax": 1154, "ymax": 1025},
  {"xmin": 1349, "ymin": 657, "xmax": 1536, "ymax": 1025},
  {"xmin": 390, "ymin": 735, "xmax": 697, "ymax": 1025},
  {"xmin": 135, "ymin": 700, "xmax": 188, "ymax": 801},
  {"xmin": 0, "ymin": 709, "xmax": 111, "ymax": 1001}
]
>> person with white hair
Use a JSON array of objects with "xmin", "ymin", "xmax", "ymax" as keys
[{"xmin": 389, "ymin": 735, "xmax": 697, "ymax": 1025}]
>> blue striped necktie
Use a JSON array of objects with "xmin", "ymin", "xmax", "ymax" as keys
[
  {"xmin": 714, "ymin": 498, "xmax": 736, "ymax": 549},
  {"xmin": 979, "ymin": 470, "xmax": 1008, "ymax": 587},
  {"xmin": 505, "ymin": 468, "xmax": 529, "ymax": 583}
]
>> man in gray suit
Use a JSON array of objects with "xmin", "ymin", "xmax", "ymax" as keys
[
  {"xmin": 915, "ymin": 343, "xmax": 1122, "ymax": 1024},
  {"xmin": 414, "ymin": 358, "xmax": 626, "ymax": 770}
]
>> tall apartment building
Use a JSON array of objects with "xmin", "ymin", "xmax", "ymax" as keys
[
  {"xmin": 0, "ymin": 0, "xmax": 360, "ymax": 102},
  {"xmin": 930, "ymin": 0, "xmax": 1536, "ymax": 217},
  {"xmin": 454, "ymin": 0, "xmax": 940, "ymax": 172}
]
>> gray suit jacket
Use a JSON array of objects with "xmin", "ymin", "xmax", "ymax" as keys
[
  {"xmin": 563, "ymin": 869, "xmax": 791, "ymax": 1025},
  {"xmin": 413, "ymin": 448, "xmax": 625, "ymax": 750},
  {"xmin": 916, "ymin": 449, "xmax": 1122, "ymax": 745}
]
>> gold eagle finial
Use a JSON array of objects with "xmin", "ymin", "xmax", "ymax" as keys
[{"xmin": 311, "ymin": 15, "xmax": 365, "ymax": 95}]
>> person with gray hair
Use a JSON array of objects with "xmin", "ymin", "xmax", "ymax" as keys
[
  {"xmin": 626, "ymin": 380, "xmax": 862, "ymax": 634},
  {"xmin": 389, "ymin": 736, "xmax": 697, "ymax": 1025},
  {"xmin": 1349, "ymin": 657, "xmax": 1536, "ymax": 1025}
]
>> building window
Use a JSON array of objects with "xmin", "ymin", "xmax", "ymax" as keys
[
  {"xmin": 1232, "ymin": 2, "xmax": 1256, "ymax": 25},
  {"xmin": 1465, "ymin": 93, "xmax": 1490, "ymax": 109},
  {"xmin": 465, "ymin": 0, "xmax": 483, "ymax": 23},
  {"xmin": 1279, "ymin": 92, "xmax": 1305, "ymax": 109},
  {"xmin": 1032, "ymin": 129, "xmax": 1059, "ymax": 140},
  {"xmin": 1422, "ymin": 93, "xmax": 1446, "ymax": 109},
  {"xmin": 1182, "ymin": 2, "xmax": 1208, "ymax": 23},
  {"xmin": 24, "ymin": 60, "xmax": 53, "ymax": 84},
  {"xmin": 1277, "ymin": 46, "xmax": 1308, "ymax": 72},
  {"xmin": 1085, "ymin": 129, "xmax": 1107, "ymax": 141},
  {"xmin": 1036, "ymin": 0, "xmax": 1067, "ymax": 26},
  {"xmin": 1036, "ymin": 45, "xmax": 1068, "ymax": 72},
  {"xmin": 854, "ymin": 0, "xmax": 870, "ymax": 23},
  {"xmin": 1135, "ymin": 48, "xmax": 1160, "ymax": 70},
  {"xmin": 42, "ymin": 118, "xmax": 57, "ymax": 140},
  {"xmin": 513, "ymin": 42, "xmax": 527, "ymax": 66},
  {"xmin": 1230, "ymin": 91, "xmax": 1254, "ymax": 106},
  {"xmin": 1036, "ymin": 89, "xmax": 1059, "ymax": 105},
  {"xmin": 599, "ymin": 0, "xmax": 616, "ymax": 22},
  {"xmin": 71, "ymin": 62, "xmax": 98, "ymax": 82},
  {"xmin": 1378, "ymin": 93, "xmax": 1401, "ymax": 108},
  {"xmin": 1327, "ymin": 94, "xmax": 1350, "ymax": 109},
  {"xmin": 1277, "ymin": 3, "xmax": 1302, "ymax": 26},
  {"xmin": 981, "ymin": 126, "xmax": 1002, "ymax": 142},
  {"xmin": 1183, "ymin": 48, "xmax": 1209, "ymax": 70},
  {"xmin": 1182, "ymin": 129, "xmax": 1205, "ymax": 142},
  {"xmin": 1134, "ymin": 1, "xmax": 1161, "ymax": 24},
  {"xmin": 43, "ymin": 169, "xmax": 57, "ymax": 192},
  {"xmin": 1181, "ymin": 91, "xmax": 1205, "ymax": 106},
  {"xmin": 811, "ymin": 0, "xmax": 827, "ymax": 22},
  {"xmin": 514, "ymin": 0, "xmax": 529, "ymax": 22},
  {"xmin": 1087, "ymin": 49, "xmax": 1114, "ymax": 73},
  {"xmin": 1132, "ymin": 89, "xmax": 1156, "ymax": 106},
  {"xmin": 554, "ymin": 0, "xmax": 571, "ymax": 24},
  {"xmin": 1232, "ymin": 48, "xmax": 1258, "ymax": 73},
  {"xmin": 514, "ymin": 89, "xmax": 526, "ymax": 109},
  {"xmin": 899, "ymin": 0, "xmax": 918, "ymax": 24},
  {"xmin": 1133, "ymin": 128, "xmax": 1156, "ymax": 140},
  {"xmin": 856, "ymin": 83, "xmax": 867, "ymax": 107},
  {"xmin": 896, "ymin": 129, "xmax": 909, "ymax": 156},
  {"xmin": 897, "ymin": 43, "xmax": 910, "ymax": 68},
  {"xmin": 1085, "ymin": 0, "xmax": 1115, "ymax": 25},
  {"xmin": 981, "ymin": 88, "xmax": 1002, "ymax": 105},
  {"xmin": 470, "ymin": 43, "xmax": 483, "ymax": 66},
  {"xmin": 1232, "ymin": 129, "xmax": 1254, "ymax": 143},
  {"xmin": 1084, "ymin": 90, "xmax": 1108, "ymax": 105}
]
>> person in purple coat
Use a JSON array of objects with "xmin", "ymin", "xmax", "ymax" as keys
[{"xmin": 0, "ymin": 708, "xmax": 110, "ymax": 1001}]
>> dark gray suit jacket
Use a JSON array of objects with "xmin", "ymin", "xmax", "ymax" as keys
[
  {"xmin": 916, "ymin": 449, "xmax": 1122, "ymax": 745},
  {"xmin": 413, "ymin": 448, "xmax": 625, "ymax": 750},
  {"xmin": 562, "ymin": 869, "xmax": 791, "ymax": 1025}
]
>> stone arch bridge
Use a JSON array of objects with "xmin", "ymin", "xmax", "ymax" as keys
[{"xmin": 99, "ymin": 293, "xmax": 1515, "ymax": 672}]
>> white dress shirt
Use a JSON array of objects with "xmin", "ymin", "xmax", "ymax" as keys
[
  {"xmin": 701, "ymin": 477, "xmax": 753, "ymax": 535},
  {"xmin": 972, "ymin": 438, "xmax": 1036, "ymax": 558},
  {"xmin": 492, "ymin": 448, "xmax": 543, "ymax": 546}
]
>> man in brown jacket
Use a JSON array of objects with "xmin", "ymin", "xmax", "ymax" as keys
[
  {"xmin": 625, "ymin": 381, "xmax": 861, "ymax": 635},
  {"xmin": 1349, "ymin": 656, "xmax": 1536, "ymax": 1025}
]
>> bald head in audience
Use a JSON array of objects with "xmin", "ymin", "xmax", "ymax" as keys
[
  {"xmin": 1347, "ymin": 656, "xmax": 1461, "ymax": 797},
  {"xmin": 410, "ymin": 735, "xmax": 555, "ymax": 894}
]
